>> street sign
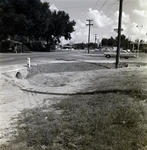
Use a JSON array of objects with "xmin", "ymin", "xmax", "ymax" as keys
[{"xmin": 114, "ymin": 28, "xmax": 123, "ymax": 33}]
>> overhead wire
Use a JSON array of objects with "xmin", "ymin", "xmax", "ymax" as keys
[
  {"xmin": 107, "ymin": 7, "xmax": 118, "ymax": 17},
  {"xmin": 107, "ymin": 0, "xmax": 130, "ymax": 17},
  {"xmin": 52, "ymin": 0, "xmax": 134, "ymax": 10},
  {"xmin": 104, "ymin": 0, "xmax": 117, "ymax": 15},
  {"xmin": 107, "ymin": 0, "xmax": 120, "ymax": 17},
  {"xmin": 62, "ymin": 5, "xmax": 94, "ymax": 9},
  {"xmin": 58, "ymin": 0, "xmax": 131, "ymax": 18},
  {"xmin": 99, "ymin": 0, "xmax": 108, "ymax": 11},
  {"xmin": 124, "ymin": 0, "xmax": 130, "ymax": 5},
  {"xmin": 91, "ymin": 0, "xmax": 117, "ymax": 26},
  {"xmin": 93, "ymin": 0, "xmax": 100, "ymax": 9}
]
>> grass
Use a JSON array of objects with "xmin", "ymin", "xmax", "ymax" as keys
[
  {"xmin": 1, "ymin": 91, "xmax": 147, "ymax": 150},
  {"xmin": 1, "ymin": 65, "xmax": 147, "ymax": 150}
]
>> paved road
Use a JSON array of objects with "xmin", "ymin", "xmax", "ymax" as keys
[{"xmin": 0, "ymin": 50, "xmax": 147, "ymax": 67}]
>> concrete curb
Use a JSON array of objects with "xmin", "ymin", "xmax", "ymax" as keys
[{"xmin": 3, "ymin": 67, "xmax": 29, "ymax": 79}]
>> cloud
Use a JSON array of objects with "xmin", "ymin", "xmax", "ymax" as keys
[
  {"xmin": 47, "ymin": 1, "xmax": 147, "ymax": 43},
  {"xmin": 112, "ymin": 11, "xmax": 132, "ymax": 37},
  {"xmin": 88, "ymin": 8, "xmax": 112, "ymax": 28},
  {"xmin": 138, "ymin": 0, "xmax": 147, "ymax": 10},
  {"xmin": 74, "ymin": 19, "xmax": 86, "ymax": 29},
  {"xmin": 50, "ymin": 4, "xmax": 58, "ymax": 12},
  {"xmin": 132, "ymin": 0, "xmax": 147, "ymax": 19},
  {"xmin": 72, "ymin": 1, "xmax": 147, "ymax": 43},
  {"xmin": 71, "ymin": 19, "xmax": 88, "ymax": 43},
  {"xmin": 133, "ymin": 9, "xmax": 147, "ymax": 18},
  {"xmin": 113, "ymin": 11, "xmax": 130, "ymax": 25},
  {"xmin": 130, "ymin": 0, "xmax": 147, "ymax": 41}
]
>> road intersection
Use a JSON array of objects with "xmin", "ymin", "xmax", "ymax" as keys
[{"xmin": 0, "ymin": 50, "xmax": 147, "ymax": 67}]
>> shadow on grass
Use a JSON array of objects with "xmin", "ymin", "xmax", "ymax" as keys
[{"xmin": 1, "ymin": 91, "xmax": 147, "ymax": 150}]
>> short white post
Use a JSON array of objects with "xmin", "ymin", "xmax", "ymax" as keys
[{"xmin": 27, "ymin": 58, "xmax": 31, "ymax": 68}]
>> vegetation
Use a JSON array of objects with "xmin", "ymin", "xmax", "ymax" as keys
[
  {"xmin": 1, "ymin": 65, "xmax": 147, "ymax": 149},
  {"xmin": 101, "ymin": 35, "xmax": 131, "ymax": 50},
  {"xmin": 65, "ymin": 35, "xmax": 147, "ymax": 51},
  {"xmin": 1, "ymin": 92, "xmax": 147, "ymax": 150},
  {"xmin": 73, "ymin": 42, "xmax": 98, "ymax": 50},
  {"xmin": 0, "ymin": 0, "xmax": 76, "ymax": 51},
  {"xmin": 101, "ymin": 35, "xmax": 147, "ymax": 51}
]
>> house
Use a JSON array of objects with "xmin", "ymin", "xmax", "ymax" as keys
[{"xmin": 1, "ymin": 39, "xmax": 22, "ymax": 53}]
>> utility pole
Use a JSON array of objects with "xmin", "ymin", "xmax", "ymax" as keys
[
  {"xmin": 86, "ymin": 20, "xmax": 93, "ymax": 53},
  {"xmin": 94, "ymin": 34, "xmax": 98, "ymax": 49},
  {"xmin": 94, "ymin": 34, "xmax": 97, "ymax": 43},
  {"xmin": 115, "ymin": 0, "xmax": 123, "ymax": 68},
  {"xmin": 136, "ymin": 25, "xmax": 143, "ymax": 58}
]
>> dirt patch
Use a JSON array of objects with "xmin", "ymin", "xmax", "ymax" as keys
[
  {"xmin": 1, "ymin": 62, "xmax": 147, "ymax": 147},
  {"xmin": 0, "ymin": 62, "xmax": 112, "ymax": 144}
]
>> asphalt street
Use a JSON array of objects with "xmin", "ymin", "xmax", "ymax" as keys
[{"xmin": 0, "ymin": 50, "xmax": 147, "ymax": 67}]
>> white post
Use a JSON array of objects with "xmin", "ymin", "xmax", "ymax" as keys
[{"xmin": 27, "ymin": 58, "xmax": 31, "ymax": 68}]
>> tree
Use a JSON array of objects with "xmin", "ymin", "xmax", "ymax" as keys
[
  {"xmin": 107, "ymin": 37, "xmax": 116, "ymax": 47},
  {"xmin": 115, "ymin": 34, "xmax": 131, "ymax": 49},
  {"xmin": 0, "ymin": 0, "xmax": 50, "ymax": 41},
  {"xmin": 0, "ymin": 0, "xmax": 76, "ymax": 51},
  {"xmin": 74, "ymin": 43, "xmax": 87, "ymax": 49},
  {"xmin": 101, "ymin": 35, "xmax": 132, "ymax": 50},
  {"xmin": 101, "ymin": 38, "xmax": 108, "ymax": 46},
  {"xmin": 45, "ymin": 10, "xmax": 76, "ymax": 51}
]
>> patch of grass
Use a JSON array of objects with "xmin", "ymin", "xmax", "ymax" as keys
[
  {"xmin": 1, "ymin": 92, "xmax": 147, "ymax": 150},
  {"xmin": 1, "ymin": 65, "xmax": 147, "ymax": 149},
  {"xmin": 27, "ymin": 62, "xmax": 111, "ymax": 78}
]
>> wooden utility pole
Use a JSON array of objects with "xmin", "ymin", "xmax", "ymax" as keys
[
  {"xmin": 115, "ymin": 0, "xmax": 123, "ymax": 68},
  {"xmin": 86, "ymin": 20, "xmax": 93, "ymax": 53},
  {"xmin": 94, "ymin": 34, "xmax": 98, "ymax": 49},
  {"xmin": 94, "ymin": 34, "xmax": 97, "ymax": 44}
]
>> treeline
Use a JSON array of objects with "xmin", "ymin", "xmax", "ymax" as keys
[
  {"xmin": 0, "ymin": 0, "xmax": 76, "ymax": 51},
  {"xmin": 73, "ymin": 43, "xmax": 98, "ymax": 50},
  {"xmin": 73, "ymin": 35, "xmax": 131, "ymax": 50},
  {"xmin": 101, "ymin": 35, "xmax": 131, "ymax": 50},
  {"xmin": 74, "ymin": 35, "xmax": 146, "ymax": 51}
]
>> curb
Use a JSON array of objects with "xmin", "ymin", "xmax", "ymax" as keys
[{"xmin": 3, "ymin": 67, "xmax": 29, "ymax": 79}]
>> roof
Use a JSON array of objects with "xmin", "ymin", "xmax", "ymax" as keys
[{"xmin": 2, "ymin": 39, "xmax": 22, "ymax": 44}]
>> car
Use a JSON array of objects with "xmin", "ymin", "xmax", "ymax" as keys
[
  {"xmin": 104, "ymin": 50, "xmax": 136, "ymax": 59},
  {"xmin": 99, "ymin": 47, "xmax": 113, "ymax": 52}
]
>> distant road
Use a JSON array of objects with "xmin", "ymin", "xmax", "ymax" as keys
[{"xmin": 0, "ymin": 50, "xmax": 147, "ymax": 67}]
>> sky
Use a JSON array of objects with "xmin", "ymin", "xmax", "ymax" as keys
[{"xmin": 43, "ymin": 0, "xmax": 147, "ymax": 44}]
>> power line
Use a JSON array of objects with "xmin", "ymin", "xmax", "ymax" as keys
[
  {"xmin": 107, "ymin": 6, "xmax": 118, "ymax": 17},
  {"xmin": 106, "ymin": 0, "xmax": 129, "ymax": 17},
  {"xmin": 90, "ymin": 1, "xmax": 118, "ymax": 31},
  {"xmin": 124, "ymin": 0, "xmax": 129, "ymax": 5},
  {"xmin": 54, "ymin": 0, "xmax": 135, "ymax": 10},
  {"xmin": 62, "ymin": 5, "xmax": 94, "ymax": 9},
  {"xmin": 93, "ymin": 0, "xmax": 100, "ymax": 9},
  {"xmin": 61, "ymin": 3, "xmax": 122, "ymax": 10},
  {"xmin": 99, "ymin": 0, "xmax": 108, "ymax": 11},
  {"xmin": 104, "ymin": 0, "xmax": 117, "ymax": 15}
]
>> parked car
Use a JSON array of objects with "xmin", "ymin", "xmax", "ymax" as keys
[
  {"xmin": 104, "ymin": 50, "xmax": 136, "ymax": 59},
  {"xmin": 99, "ymin": 47, "xmax": 113, "ymax": 52}
]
